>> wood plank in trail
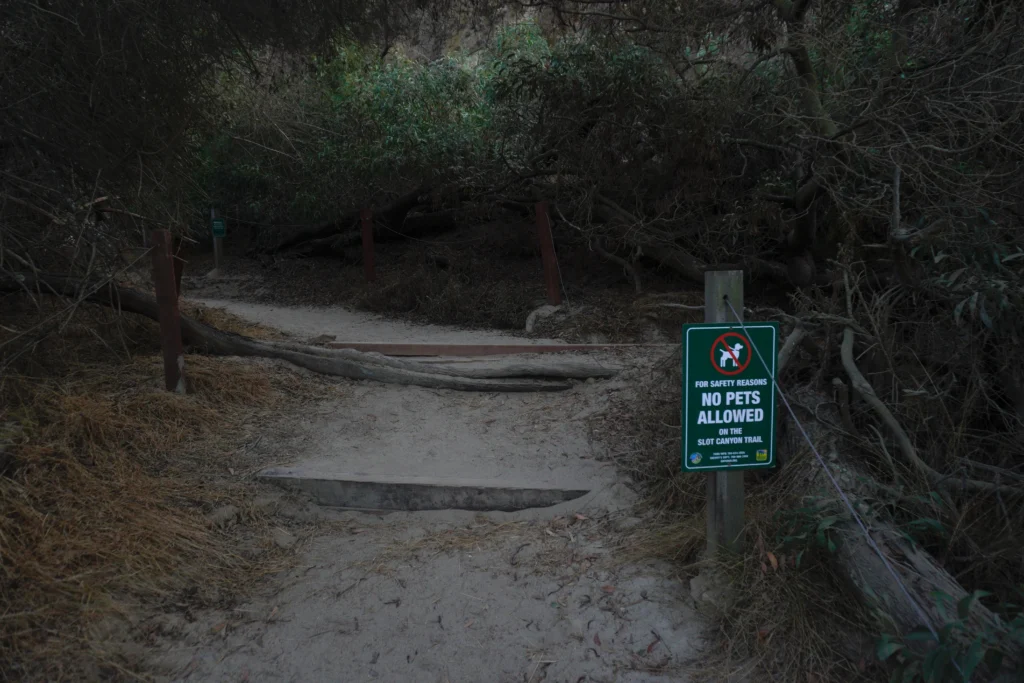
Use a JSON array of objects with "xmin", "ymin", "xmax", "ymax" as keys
[
  {"xmin": 325, "ymin": 341, "xmax": 673, "ymax": 357},
  {"xmin": 259, "ymin": 469, "xmax": 590, "ymax": 512}
]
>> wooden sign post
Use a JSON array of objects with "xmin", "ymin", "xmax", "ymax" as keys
[
  {"xmin": 210, "ymin": 207, "xmax": 226, "ymax": 271},
  {"xmin": 704, "ymin": 271, "xmax": 746, "ymax": 554},
  {"xmin": 150, "ymin": 229, "xmax": 187, "ymax": 394},
  {"xmin": 681, "ymin": 270, "xmax": 778, "ymax": 554}
]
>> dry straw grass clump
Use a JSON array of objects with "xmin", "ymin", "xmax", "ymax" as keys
[
  {"xmin": 180, "ymin": 301, "xmax": 287, "ymax": 341},
  {"xmin": 0, "ymin": 306, "xmax": 310, "ymax": 679},
  {"xmin": 624, "ymin": 468, "xmax": 877, "ymax": 682},
  {"xmin": 610, "ymin": 353, "xmax": 876, "ymax": 682}
]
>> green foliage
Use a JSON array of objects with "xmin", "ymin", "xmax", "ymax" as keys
[
  {"xmin": 198, "ymin": 20, "xmax": 693, "ymax": 224},
  {"xmin": 911, "ymin": 215, "xmax": 1024, "ymax": 336},
  {"xmin": 490, "ymin": 21, "xmax": 551, "ymax": 66},
  {"xmin": 776, "ymin": 501, "xmax": 843, "ymax": 566},
  {"xmin": 318, "ymin": 43, "xmax": 491, "ymax": 178},
  {"xmin": 898, "ymin": 516, "xmax": 948, "ymax": 550},
  {"xmin": 845, "ymin": 0, "xmax": 897, "ymax": 62},
  {"xmin": 877, "ymin": 590, "xmax": 1024, "ymax": 682},
  {"xmin": 198, "ymin": 33, "xmax": 498, "ymax": 223},
  {"xmin": 488, "ymin": 32, "xmax": 674, "ymax": 108}
]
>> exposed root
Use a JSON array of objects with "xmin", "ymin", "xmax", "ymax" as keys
[{"xmin": 2, "ymin": 274, "xmax": 619, "ymax": 392}]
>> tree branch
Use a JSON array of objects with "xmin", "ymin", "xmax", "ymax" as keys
[
  {"xmin": 841, "ymin": 327, "xmax": 1022, "ymax": 495},
  {"xmin": 593, "ymin": 241, "xmax": 642, "ymax": 294}
]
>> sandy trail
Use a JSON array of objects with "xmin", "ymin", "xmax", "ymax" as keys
[
  {"xmin": 190, "ymin": 297, "xmax": 561, "ymax": 345},
  {"xmin": 150, "ymin": 295, "xmax": 705, "ymax": 683}
]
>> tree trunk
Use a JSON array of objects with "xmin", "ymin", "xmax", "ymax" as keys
[
  {"xmin": 268, "ymin": 186, "xmax": 427, "ymax": 253},
  {"xmin": 289, "ymin": 210, "xmax": 460, "ymax": 259},
  {"xmin": 641, "ymin": 242, "xmax": 706, "ymax": 283},
  {"xmin": 786, "ymin": 384, "xmax": 1017, "ymax": 671},
  {"xmin": 824, "ymin": 444, "xmax": 1019, "ymax": 676},
  {"xmin": 1, "ymin": 274, "xmax": 620, "ymax": 392}
]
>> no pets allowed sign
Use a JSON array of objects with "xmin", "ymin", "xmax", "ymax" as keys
[{"xmin": 682, "ymin": 322, "xmax": 778, "ymax": 471}]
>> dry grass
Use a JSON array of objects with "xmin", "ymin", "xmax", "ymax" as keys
[
  {"xmin": 621, "ymin": 477, "xmax": 878, "ymax": 682},
  {"xmin": 180, "ymin": 301, "xmax": 287, "ymax": 341},
  {"xmin": 0, "ymin": 304, "xmax": 324, "ymax": 680},
  {"xmin": 606, "ymin": 351, "xmax": 879, "ymax": 683}
]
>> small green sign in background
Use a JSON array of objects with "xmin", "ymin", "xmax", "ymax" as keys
[
  {"xmin": 682, "ymin": 322, "xmax": 778, "ymax": 471},
  {"xmin": 211, "ymin": 217, "xmax": 227, "ymax": 238}
]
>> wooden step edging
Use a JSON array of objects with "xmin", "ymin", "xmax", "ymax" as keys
[{"xmin": 325, "ymin": 342, "xmax": 674, "ymax": 357}]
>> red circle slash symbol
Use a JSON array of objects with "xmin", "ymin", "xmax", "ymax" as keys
[{"xmin": 710, "ymin": 332, "xmax": 751, "ymax": 376}]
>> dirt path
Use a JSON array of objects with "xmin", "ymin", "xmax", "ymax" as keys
[
  {"xmin": 189, "ymin": 297, "xmax": 561, "ymax": 345},
  {"xmin": 149, "ymin": 296, "xmax": 707, "ymax": 683}
]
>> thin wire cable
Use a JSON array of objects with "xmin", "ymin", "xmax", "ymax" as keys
[
  {"xmin": 376, "ymin": 222, "xmax": 488, "ymax": 245},
  {"xmin": 722, "ymin": 296, "xmax": 948, "ymax": 647},
  {"xmin": 218, "ymin": 213, "xmax": 309, "ymax": 228},
  {"xmin": 552, "ymin": 237, "xmax": 571, "ymax": 308},
  {"xmin": 218, "ymin": 212, "xmax": 492, "ymax": 246}
]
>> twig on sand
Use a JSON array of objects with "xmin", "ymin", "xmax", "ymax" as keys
[
  {"xmin": 510, "ymin": 543, "xmax": 531, "ymax": 566},
  {"xmin": 526, "ymin": 660, "xmax": 555, "ymax": 683}
]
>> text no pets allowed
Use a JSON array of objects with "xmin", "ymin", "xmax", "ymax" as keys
[{"xmin": 693, "ymin": 378, "xmax": 768, "ymax": 444}]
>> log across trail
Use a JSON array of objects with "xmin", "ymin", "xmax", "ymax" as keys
[{"xmin": 1, "ymin": 274, "xmax": 619, "ymax": 392}]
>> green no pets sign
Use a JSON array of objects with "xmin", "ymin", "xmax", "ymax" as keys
[
  {"xmin": 211, "ymin": 217, "xmax": 227, "ymax": 238},
  {"xmin": 682, "ymin": 322, "xmax": 778, "ymax": 471}
]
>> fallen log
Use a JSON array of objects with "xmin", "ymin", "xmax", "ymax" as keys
[
  {"xmin": 270, "ymin": 214, "xmax": 358, "ymax": 254},
  {"xmin": 289, "ymin": 234, "xmax": 352, "ymax": 259},
  {"xmin": 642, "ymin": 242, "xmax": 706, "ymax": 283},
  {"xmin": 590, "ymin": 194, "xmax": 827, "ymax": 287},
  {"xmin": 1, "ymin": 274, "xmax": 619, "ymax": 392},
  {"xmin": 268, "ymin": 186, "xmax": 427, "ymax": 253},
  {"xmin": 776, "ymin": 322, "xmax": 807, "ymax": 376},
  {"xmin": 786, "ymin": 384, "xmax": 1020, "ymax": 674},
  {"xmin": 423, "ymin": 357, "xmax": 617, "ymax": 380},
  {"xmin": 288, "ymin": 210, "xmax": 461, "ymax": 259},
  {"xmin": 263, "ymin": 339, "xmax": 619, "ymax": 380}
]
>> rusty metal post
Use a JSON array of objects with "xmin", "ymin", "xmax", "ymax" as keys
[
  {"xmin": 534, "ymin": 201, "xmax": 562, "ymax": 305},
  {"xmin": 361, "ymin": 208, "xmax": 375, "ymax": 283},
  {"xmin": 150, "ymin": 229, "xmax": 186, "ymax": 394}
]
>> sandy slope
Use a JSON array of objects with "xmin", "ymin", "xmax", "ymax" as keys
[{"xmin": 147, "ymin": 293, "xmax": 706, "ymax": 683}]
